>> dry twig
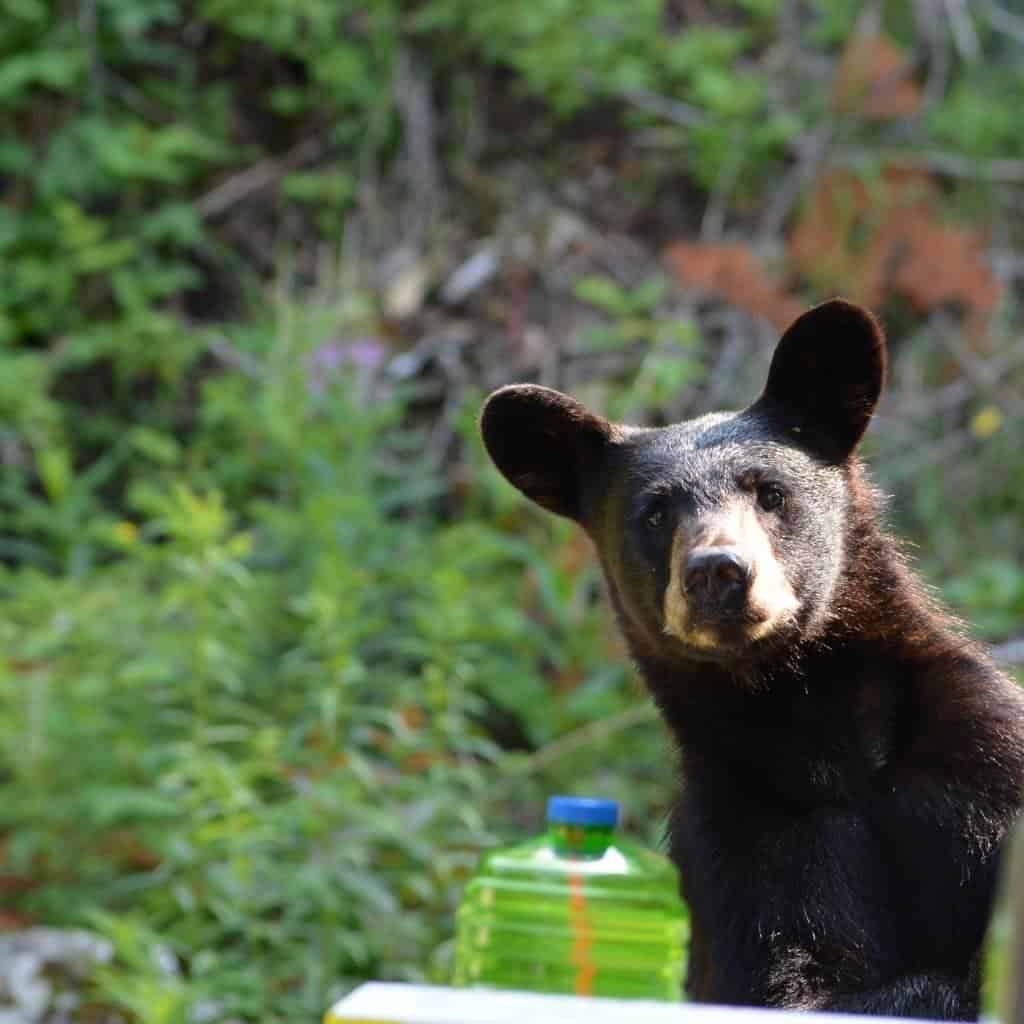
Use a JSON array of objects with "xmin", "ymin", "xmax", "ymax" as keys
[
  {"xmin": 831, "ymin": 147, "xmax": 1024, "ymax": 183},
  {"xmin": 197, "ymin": 137, "xmax": 324, "ymax": 219},
  {"xmin": 913, "ymin": 0, "xmax": 951, "ymax": 111},
  {"xmin": 393, "ymin": 44, "xmax": 443, "ymax": 245},
  {"xmin": 504, "ymin": 702, "xmax": 660, "ymax": 779}
]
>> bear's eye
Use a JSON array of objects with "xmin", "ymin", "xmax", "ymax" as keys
[
  {"xmin": 757, "ymin": 483, "xmax": 785, "ymax": 512},
  {"xmin": 639, "ymin": 495, "xmax": 670, "ymax": 529}
]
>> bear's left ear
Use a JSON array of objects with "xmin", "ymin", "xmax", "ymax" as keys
[
  {"xmin": 752, "ymin": 298, "xmax": 886, "ymax": 462},
  {"xmin": 480, "ymin": 384, "xmax": 615, "ymax": 522}
]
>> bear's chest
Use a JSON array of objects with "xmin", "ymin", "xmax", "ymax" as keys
[
  {"xmin": 671, "ymin": 783, "xmax": 903, "ymax": 1005},
  {"xmin": 690, "ymin": 676, "xmax": 899, "ymax": 810}
]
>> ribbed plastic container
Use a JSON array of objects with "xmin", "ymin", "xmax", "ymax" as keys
[{"xmin": 453, "ymin": 796, "xmax": 687, "ymax": 1000}]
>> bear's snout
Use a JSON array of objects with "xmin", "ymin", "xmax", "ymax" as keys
[
  {"xmin": 683, "ymin": 546, "xmax": 752, "ymax": 615},
  {"xmin": 662, "ymin": 503, "xmax": 800, "ymax": 652}
]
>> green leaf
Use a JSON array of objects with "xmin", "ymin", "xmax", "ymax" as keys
[
  {"xmin": 0, "ymin": 47, "xmax": 85, "ymax": 101},
  {"xmin": 37, "ymin": 446, "xmax": 71, "ymax": 502},
  {"xmin": 573, "ymin": 275, "xmax": 629, "ymax": 314}
]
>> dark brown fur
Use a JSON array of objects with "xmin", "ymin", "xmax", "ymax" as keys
[{"xmin": 480, "ymin": 300, "xmax": 1024, "ymax": 1018}]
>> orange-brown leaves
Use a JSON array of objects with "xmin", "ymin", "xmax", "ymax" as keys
[
  {"xmin": 790, "ymin": 167, "xmax": 999, "ymax": 337},
  {"xmin": 833, "ymin": 31, "xmax": 923, "ymax": 119},
  {"xmin": 663, "ymin": 242, "xmax": 804, "ymax": 330},
  {"xmin": 665, "ymin": 164, "xmax": 998, "ymax": 338}
]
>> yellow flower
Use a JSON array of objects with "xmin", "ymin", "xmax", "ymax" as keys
[
  {"xmin": 970, "ymin": 405, "xmax": 1003, "ymax": 439},
  {"xmin": 112, "ymin": 520, "xmax": 138, "ymax": 546}
]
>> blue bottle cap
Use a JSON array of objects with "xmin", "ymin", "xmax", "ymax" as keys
[{"xmin": 546, "ymin": 795, "xmax": 620, "ymax": 828}]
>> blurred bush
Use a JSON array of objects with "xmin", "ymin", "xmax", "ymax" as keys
[
  {"xmin": 0, "ymin": 291, "xmax": 670, "ymax": 1019},
  {"xmin": 2, "ymin": 0, "xmax": 1023, "ymax": 567},
  {"xmin": 2, "ymin": 0, "xmax": 1024, "ymax": 1020}
]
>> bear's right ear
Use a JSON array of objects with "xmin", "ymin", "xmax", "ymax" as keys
[{"xmin": 480, "ymin": 385, "xmax": 615, "ymax": 521}]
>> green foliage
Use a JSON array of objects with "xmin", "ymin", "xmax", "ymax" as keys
[
  {"xmin": 930, "ymin": 69, "xmax": 1024, "ymax": 159},
  {"xmin": 574, "ymin": 274, "xmax": 676, "ymax": 347},
  {"xmin": 573, "ymin": 274, "xmax": 704, "ymax": 417},
  {"xmin": 894, "ymin": 409, "xmax": 1024, "ymax": 644},
  {"xmin": 0, "ymin": 1, "xmax": 404, "ymax": 557},
  {"xmin": 415, "ymin": 1, "xmax": 795, "ymax": 188},
  {"xmin": 2, "ymin": 0, "xmax": 1012, "ymax": 550},
  {"xmin": 808, "ymin": 0, "xmax": 862, "ymax": 46},
  {"xmin": 946, "ymin": 560, "xmax": 1024, "ymax": 640},
  {"xmin": 0, "ymin": 293, "xmax": 671, "ymax": 1020}
]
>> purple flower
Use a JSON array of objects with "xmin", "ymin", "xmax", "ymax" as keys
[
  {"xmin": 308, "ymin": 340, "xmax": 346, "ymax": 372},
  {"xmin": 348, "ymin": 337, "xmax": 387, "ymax": 370},
  {"xmin": 305, "ymin": 337, "xmax": 387, "ymax": 394}
]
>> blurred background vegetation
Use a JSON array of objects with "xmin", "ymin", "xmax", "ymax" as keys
[{"xmin": 2, "ymin": 0, "xmax": 1024, "ymax": 1020}]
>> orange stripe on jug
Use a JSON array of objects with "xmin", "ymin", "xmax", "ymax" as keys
[{"xmin": 568, "ymin": 870, "xmax": 596, "ymax": 995}]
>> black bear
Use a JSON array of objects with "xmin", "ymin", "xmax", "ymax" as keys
[{"xmin": 480, "ymin": 299, "xmax": 1024, "ymax": 1019}]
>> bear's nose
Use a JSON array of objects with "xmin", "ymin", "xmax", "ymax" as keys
[{"xmin": 684, "ymin": 546, "xmax": 751, "ymax": 612}]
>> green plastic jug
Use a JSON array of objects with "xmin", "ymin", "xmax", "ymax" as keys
[{"xmin": 453, "ymin": 795, "xmax": 688, "ymax": 1000}]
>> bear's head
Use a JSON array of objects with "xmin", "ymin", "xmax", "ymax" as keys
[{"xmin": 480, "ymin": 299, "xmax": 886, "ymax": 670}]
